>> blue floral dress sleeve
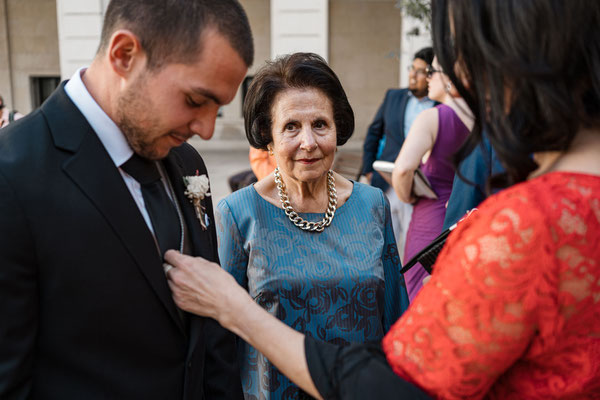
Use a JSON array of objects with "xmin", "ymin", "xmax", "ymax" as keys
[
  {"xmin": 215, "ymin": 198, "xmax": 249, "ymax": 288},
  {"xmin": 380, "ymin": 192, "xmax": 410, "ymax": 332}
]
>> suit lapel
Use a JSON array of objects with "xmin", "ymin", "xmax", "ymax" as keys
[
  {"xmin": 44, "ymin": 85, "xmax": 186, "ymax": 335},
  {"xmin": 162, "ymin": 151, "xmax": 216, "ymax": 260},
  {"xmin": 162, "ymin": 149, "xmax": 218, "ymax": 354}
]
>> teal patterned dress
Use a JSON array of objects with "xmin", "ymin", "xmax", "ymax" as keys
[{"xmin": 216, "ymin": 182, "xmax": 409, "ymax": 400}]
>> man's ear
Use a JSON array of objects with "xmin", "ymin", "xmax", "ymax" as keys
[{"xmin": 107, "ymin": 29, "xmax": 146, "ymax": 78}]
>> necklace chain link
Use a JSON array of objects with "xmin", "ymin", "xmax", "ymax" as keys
[{"xmin": 274, "ymin": 167, "xmax": 337, "ymax": 232}]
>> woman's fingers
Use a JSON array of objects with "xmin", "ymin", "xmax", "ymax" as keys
[
  {"xmin": 165, "ymin": 249, "xmax": 195, "ymax": 270},
  {"xmin": 165, "ymin": 251, "xmax": 232, "ymax": 320},
  {"xmin": 164, "ymin": 250, "xmax": 252, "ymax": 331}
]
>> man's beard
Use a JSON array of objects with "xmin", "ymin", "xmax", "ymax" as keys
[
  {"xmin": 409, "ymin": 86, "xmax": 428, "ymax": 98},
  {"xmin": 116, "ymin": 80, "xmax": 165, "ymax": 160}
]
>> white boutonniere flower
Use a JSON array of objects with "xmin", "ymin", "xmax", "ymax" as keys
[{"xmin": 183, "ymin": 173, "xmax": 211, "ymax": 230}]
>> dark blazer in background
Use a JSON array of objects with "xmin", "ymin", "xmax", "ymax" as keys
[
  {"xmin": 0, "ymin": 84, "xmax": 242, "ymax": 399},
  {"xmin": 362, "ymin": 88, "xmax": 411, "ymax": 193}
]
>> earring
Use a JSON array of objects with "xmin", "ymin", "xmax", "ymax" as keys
[
  {"xmin": 268, "ymin": 147, "xmax": 274, "ymax": 156},
  {"xmin": 445, "ymin": 82, "xmax": 452, "ymax": 93}
]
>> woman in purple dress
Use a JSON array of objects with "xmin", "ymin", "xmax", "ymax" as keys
[{"xmin": 392, "ymin": 58, "xmax": 473, "ymax": 301}]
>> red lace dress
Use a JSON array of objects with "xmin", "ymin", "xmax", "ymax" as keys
[{"xmin": 383, "ymin": 172, "xmax": 600, "ymax": 399}]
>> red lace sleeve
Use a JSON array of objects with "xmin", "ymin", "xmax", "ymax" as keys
[{"xmin": 383, "ymin": 188, "xmax": 556, "ymax": 399}]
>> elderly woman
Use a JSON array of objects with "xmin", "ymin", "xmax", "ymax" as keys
[
  {"xmin": 166, "ymin": 0, "xmax": 600, "ymax": 398},
  {"xmin": 214, "ymin": 52, "xmax": 408, "ymax": 399},
  {"xmin": 392, "ymin": 57, "xmax": 473, "ymax": 301}
]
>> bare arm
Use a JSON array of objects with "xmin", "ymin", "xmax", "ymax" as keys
[
  {"xmin": 165, "ymin": 251, "xmax": 322, "ymax": 399},
  {"xmin": 392, "ymin": 108, "xmax": 439, "ymax": 203}
]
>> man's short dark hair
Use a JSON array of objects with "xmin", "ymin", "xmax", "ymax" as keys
[
  {"xmin": 414, "ymin": 47, "xmax": 434, "ymax": 65},
  {"xmin": 243, "ymin": 52, "xmax": 355, "ymax": 150},
  {"xmin": 99, "ymin": 0, "xmax": 254, "ymax": 69}
]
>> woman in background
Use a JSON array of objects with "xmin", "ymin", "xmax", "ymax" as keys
[{"xmin": 392, "ymin": 58, "xmax": 473, "ymax": 301}]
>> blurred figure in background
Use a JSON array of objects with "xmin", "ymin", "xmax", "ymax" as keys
[
  {"xmin": 0, "ymin": 94, "xmax": 23, "ymax": 127},
  {"xmin": 361, "ymin": 47, "xmax": 436, "ymax": 256},
  {"xmin": 249, "ymin": 146, "xmax": 276, "ymax": 179},
  {"xmin": 227, "ymin": 147, "xmax": 276, "ymax": 193},
  {"xmin": 392, "ymin": 58, "xmax": 472, "ymax": 301}
]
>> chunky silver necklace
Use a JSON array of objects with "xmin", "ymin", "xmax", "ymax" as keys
[{"xmin": 274, "ymin": 167, "xmax": 337, "ymax": 232}]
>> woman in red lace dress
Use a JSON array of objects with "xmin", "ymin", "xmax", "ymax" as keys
[{"xmin": 164, "ymin": 0, "xmax": 600, "ymax": 398}]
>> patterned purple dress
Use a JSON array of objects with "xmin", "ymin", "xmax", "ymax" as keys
[{"xmin": 403, "ymin": 104, "xmax": 469, "ymax": 301}]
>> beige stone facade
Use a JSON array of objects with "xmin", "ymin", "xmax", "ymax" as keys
[
  {"xmin": 329, "ymin": 0, "xmax": 402, "ymax": 147},
  {"xmin": 0, "ymin": 0, "xmax": 60, "ymax": 114},
  {"xmin": 0, "ymin": 0, "xmax": 417, "ymax": 148},
  {"xmin": 237, "ymin": 0, "xmax": 404, "ymax": 148}
]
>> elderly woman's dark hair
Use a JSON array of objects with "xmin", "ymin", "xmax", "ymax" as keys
[
  {"xmin": 432, "ymin": 0, "xmax": 600, "ymax": 189},
  {"xmin": 243, "ymin": 52, "xmax": 354, "ymax": 150}
]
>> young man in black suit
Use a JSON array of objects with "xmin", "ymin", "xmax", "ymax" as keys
[{"xmin": 0, "ymin": 1, "xmax": 252, "ymax": 398}]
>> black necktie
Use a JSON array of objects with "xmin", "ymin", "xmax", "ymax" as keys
[{"xmin": 121, "ymin": 154, "xmax": 181, "ymax": 259}]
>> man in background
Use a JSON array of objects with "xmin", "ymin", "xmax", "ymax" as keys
[{"xmin": 361, "ymin": 47, "xmax": 436, "ymax": 253}]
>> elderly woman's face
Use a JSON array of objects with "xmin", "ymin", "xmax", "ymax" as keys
[{"xmin": 269, "ymin": 88, "xmax": 337, "ymax": 184}]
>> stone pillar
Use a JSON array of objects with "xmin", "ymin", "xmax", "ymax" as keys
[
  {"xmin": 3, "ymin": 0, "xmax": 60, "ymax": 113},
  {"xmin": 329, "ymin": 0, "xmax": 401, "ymax": 147},
  {"xmin": 56, "ymin": 0, "xmax": 104, "ymax": 80},
  {"xmin": 399, "ymin": 15, "xmax": 430, "ymax": 87},
  {"xmin": 270, "ymin": 0, "xmax": 328, "ymax": 61},
  {"xmin": 200, "ymin": 0, "xmax": 272, "ymax": 148},
  {"xmin": 0, "ymin": 0, "xmax": 14, "ymax": 106}
]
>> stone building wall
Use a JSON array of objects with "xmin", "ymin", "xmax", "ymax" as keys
[
  {"xmin": 0, "ymin": 0, "xmax": 413, "ymax": 149},
  {"xmin": 0, "ymin": 0, "xmax": 60, "ymax": 114},
  {"xmin": 329, "ymin": 0, "xmax": 401, "ymax": 146}
]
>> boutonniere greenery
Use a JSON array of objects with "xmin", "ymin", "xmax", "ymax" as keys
[{"xmin": 183, "ymin": 172, "xmax": 211, "ymax": 230}]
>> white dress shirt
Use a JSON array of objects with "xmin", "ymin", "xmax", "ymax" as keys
[
  {"xmin": 64, "ymin": 67, "xmax": 157, "ymax": 234},
  {"xmin": 403, "ymin": 92, "xmax": 435, "ymax": 139}
]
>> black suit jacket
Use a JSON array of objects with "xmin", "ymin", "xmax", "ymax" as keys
[
  {"xmin": 0, "ymin": 84, "xmax": 242, "ymax": 399},
  {"xmin": 362, "ymin": 89, "xmax": 438, "ymax": 192},
  {"xmin": 362, "ymin": 88, "xmax": 411, "ymax": 192}
]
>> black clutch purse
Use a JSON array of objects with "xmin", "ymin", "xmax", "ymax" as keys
[
  {"xmin": 400, "ymin": 227, "xmax": 453, "ymax": 275},
  {"xmin": 400, "ymin": 209, "xmax": 478, "ymax": 275}
]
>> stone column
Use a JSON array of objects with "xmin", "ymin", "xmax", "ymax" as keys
[
  {"xmin": 270, "ymin": 0, "xmax": 329, "ymax": 61},
  {"xmin": 0, "ymin": 0, "xmax": 14, "ymax": 105},
  {"xmin": 399, "ymin": 15, "xmax": 430, "ymax": 87},
  {"xmin": 56, "ymin": 0, "xmax": 104, "ymax": 80}
]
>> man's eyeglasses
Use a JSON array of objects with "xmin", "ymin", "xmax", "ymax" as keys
[
  {"xmin": 407, "ymin": 65, "xmax": 427, "ymax": 76},
  {"xmin": 426, "ymin": 65, "xmax": 442, "ymax": 78}
]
